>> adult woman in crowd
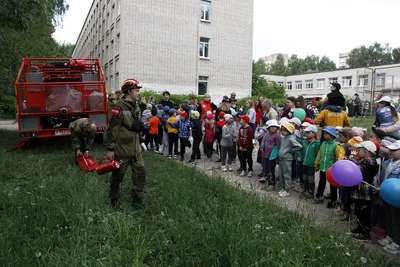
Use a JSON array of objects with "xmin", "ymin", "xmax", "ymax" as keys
[
  {"xmin": 261, "ymin": 98, "xmax": 278, "ymax": 122},
  {"xmin": 281, "ymin": 96, "xmax": 296, "ymax": 118},
  {"xmin": 295, "ymin": 96, "xmax": 309, "ymax": 118},
  {"xmin": 197, "ymin": 93, "xmax": 218, "ymax": 122},
  {"xmin": 215, "ymin": 98, "xmax": 232, "ymax": 121},
  {"xmin": 255, "ymin": 96, "xmax": 264, "ymax": 127}
]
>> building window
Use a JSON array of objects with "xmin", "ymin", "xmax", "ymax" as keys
[
  {"xmin": 305, "ymin": 80, "xmax": 313, "ymax": 90},
  {"xmin": 376, "ymin": 73, "xmax": 386, "ymax": 86},
  {"xmin": 198, "ymin": 76, "xmax": 208, "ymax": 95},
  {"xmin": 295, "ymin": 81, "xmax": 302, "ymax": 90},
  {"xmin": 329, "ymin": 77, "xmax": 338, "ymax": 84},
  {"xmin": 277, "ymin": 82, "xmax": 283, "ymax": 87},
  {"xmin": 199, "ymin": 37, "xmax": 209, "ymax": 58},
  {"xmin": 342, "ymin": 76, "xmax": 352, "ymax": 87},
  {"xmin": 358, "ymin": 75, "xmax": 368, "ymax": 87},
  {"xmin": 316, "ymin": 79, "xmax": 324, "ymax": 89},
  {"xmin": 200, "ymin": 1, "xmax": 210, "ymax": 21},
  {"xmin": 287, "ymin": 82, "xmax": 292, "ymax": 90}
]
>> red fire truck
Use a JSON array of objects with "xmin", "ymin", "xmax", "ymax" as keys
[{"xmin": 14, "ymin": 58, "xmax": 108, "ymax": 145}]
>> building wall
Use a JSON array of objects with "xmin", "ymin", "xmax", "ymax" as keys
[
  {"xmin": 73, "ymin": 0, "xmax": 253, "ymax": 99},
  {"xmin": 262, "ymin": 63, "xmax": 400, "ymax": 102}
]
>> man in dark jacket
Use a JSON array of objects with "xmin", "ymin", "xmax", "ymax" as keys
[
  {"xmin": 188, "ymin": 111, "xmax": 202, "ymax": 163},
  {"xmin": 354, "ymin": 93, "xmax": 362, "ymax": 118},
  {"xmin": 159, "ymin": 91, "xmax": 174, "ymax": 108}
]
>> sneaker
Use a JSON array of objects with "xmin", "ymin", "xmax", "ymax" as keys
[
  {"xmin": 228, "ymin": 165, "xmax": 233, "ymax": 172},
  {"xmin": 378, "ymin": 236, "xmax": 393, "ymax": 247},
  {"xmin": 351, "ymin": 227, "xmax": 362, "ymax": 234},
  {"xmin": 383, "ymin": 242, "xmax": 400, "ymax": 255},
  {"xmin": 314, "ymin": 197, "xmax": 324, "ymax": 204},
  {"xmin": 168, "ymin": 155, "xmax": 172, "ymax": 159},
  {"xmin": 352, "ymin": 233, "xmax": 371, "ymax": 242},
  {"xmin": 259, "ymin": 177, "xmax": 267, "ymax": 183},
  {"xmin": 154, "ymin": 150, "xmax": 161, "ymax": 154},
  {"xmin": 216, "ymin": 159, "xmax": 222, "ymax": 162},
  {"xmin": 257, "ymin": 172, "xmax": 264, "ymax": 178},
  {"xmin": 221, "ymin": 166, "xmax": 227, "ymax": 172},
  {"xmin": 334, "ymin": 208, "xmax": 345, "ymax": 216},
  {"xmin": 240, "ymin": 171, "xmax": 246, "ymax": 177},
  {"xmin": 324, "ymin": 192, "xmax": 331, "ymax": 199},
  {"xmin": 164, "ymin": 154, "xmax": 169, "ymax": 157},
  {"xmin": 173, "ymin": 156, "xmax": 178, "ymax": 160},
  {"xmin": 278, "ymin": 189, "xmax": 285, "ymax": 194},
  {"xmin": 187, "ymin": 159, "xmax": 195, "ymax": 164},
  {"xmin": 247, "ymin": 171, "xmax": 252, "ymax": 178},
  {"xmin": 279, "ymin": 190, "xmax": 290, "ymax": 197}
]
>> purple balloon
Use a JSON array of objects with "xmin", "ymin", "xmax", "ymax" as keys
[{"xmin": 331, "ymin": 160, "xmax": 363, "ymax": 187}]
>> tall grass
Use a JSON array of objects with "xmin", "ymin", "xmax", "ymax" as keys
[{"xmin": 0, "ymin": 129, "xmax": 396, "ymax": 266}]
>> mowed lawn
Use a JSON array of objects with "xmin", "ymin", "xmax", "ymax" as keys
[{"xmin": 0, "ymin": 125, "xmax": 394, "ymax": 266}]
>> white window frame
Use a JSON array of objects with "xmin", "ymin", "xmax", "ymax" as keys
[
  {"xmin": 329, "ymin": 77, "xmax": 338, "ymax": 84},
  {"xmin": 316, "ymin": 79, "xmax": 324, "ymax": 89},
  {"xmin": 358, "ymin": 75, "xmax": 368, "ymax": 87},
  {"xmin": 198, "ymin": 76, "xmax": 209, "ymax": 95},
  {"xmin": 305, "ymin": 80, "xmax": 313, "ymax": 90},
  {"xmin": 277, "ymin": 82, "xmax": 283, "ymax": 87},
  {"xmin": 376, "ymin": 73, "xmax": 386, "ymax": 86},
  {"xmin": 200, "ymin": 1, "xmax": 210, "ymax": 21},
  {"xmin": 287, "ymin": 82, "xmax": 292, "ymax": 90},
  {"xmin": 199, "ymin": 37, "xmax": 210, "ymax": 59},
  {"xmin": 342, "ymin": 76, "xmax": 352, "ymax": 88},
  {"xmin": 295, "ymin": 81, "xmax": 302, "ymax": 90}
]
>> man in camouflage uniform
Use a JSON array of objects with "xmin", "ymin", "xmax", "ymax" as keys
[
  {"xmin": 69, "ymin": 118, "xmax": 97, "ymax": 159},
  {"xmin": 106, "ymin": 78, "xmax": 146, "ymax": 208}
]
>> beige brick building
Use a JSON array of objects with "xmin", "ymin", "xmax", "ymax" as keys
[{"xmin": 72, "ymin": 0, "xmax": 253, "ymax": 100}]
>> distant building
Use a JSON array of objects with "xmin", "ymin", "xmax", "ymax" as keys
[
  {"xmin": 72, "ymin": 0, "xmax": 254, "ymax": 100},
  {"xmin": 262, "ymin": 63, "xmax": 400, "ymax": 103},
  {"xmin": 262, "ymin": 53, "xmax": 289, "ymax": 66},
  {"xmin": 339, "ymin": 52, "xmax": 350, "ymax": 68}
]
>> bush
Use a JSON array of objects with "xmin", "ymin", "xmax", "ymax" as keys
[{"xmin": 0, "ymin": 94, "xmax": 16, "ymax": 119}]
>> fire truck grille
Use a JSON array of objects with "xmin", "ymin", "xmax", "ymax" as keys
[
  {"xmin": 82, "ymin": 72, "xmax": 99, "ymax": 82},
  {"xmin": 90, "ymin": 114, "xmax": 107, "ymax": 127},
  {"xmin": 20, "ymin": 117, "xmax": 39, "ymax": 130}
]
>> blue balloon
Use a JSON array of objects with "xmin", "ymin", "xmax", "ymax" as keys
[{"xmin": 381, "ymin": 178, "xmax": 400, "ymax": 208}]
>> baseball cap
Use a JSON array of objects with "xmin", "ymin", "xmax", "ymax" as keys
[
  {"xmin": 289, "ymin": 117, "xmax": 301, "ymax": 126},
  {"xmin": 267, "ymin": 119, "xmax": 280, "ymax": 128},
  {"xmin": 356, "ymin": 141, "xmax": 377, "ymax": 154},
  {"xmin": 386, "ymin": 140, "xmax": 400, "ymax": 150},
  {"xmin": 219, "ymin": 111, "xmax": 225, "ymax": 119},
  {"xmin": 301, "ymin": 122, "xmax": 311, "ymax": 128},
  {"xmin": 180, "ymin": 112, "xmax": 188, "ymax": 119},
  {"xmin": 239, "ymin": 115, "xmax": 250, "ymax": 123},
  {"xmin": 192, "ymin": 111, "xmax": 200, "ymax": 118},
  {"xmin": 224, "ymin": 114, "xmax": 233, "ymax": 121},
  {"xmin": 330, "ymin": 82, "xmax": 341, "ymax": 90},
  {"xmin": 305, "ymin": 125, "xmax": 318, "ymax": 133}
]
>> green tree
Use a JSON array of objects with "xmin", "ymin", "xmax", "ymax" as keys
[
  {"xmin": 0, "ymin": 0, "xmax": 71, "ymax": 118},
  {"xmin": 393, "ymin": 47, "xmax": 400, "ymax": 63},
  {"xmin": 0, "ymin": 0, "xmax": 68, "ymax": 31},
  {"xmin": 268, "ymin": 54, "xmax": 287, "ymax": 76},
  {"xmin": 303, "ymin": 55, "xmax": 319, "ymax": 73},
  {"xmin": 251, "ymin": 59, "xmax": 285, "ymax": 102},
  {"xmin": 287, "ymin": 54, "xmax": 305, "ymax": 75},
  {"xmin": 347, "ymin": 42, "xmax": 393, "ymax": 68},
  {"xmin": 317, "ymin": 56, "xmax": 336, "ymax": 72}
]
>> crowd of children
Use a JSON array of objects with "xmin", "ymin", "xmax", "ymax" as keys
[{"xmin": 138, "ymin": 90, "xmax": 400, "ymax": 255}]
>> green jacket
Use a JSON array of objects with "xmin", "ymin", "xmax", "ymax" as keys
[
  {"xmin": 315, "ymin": 140, "xmax": 345, "ymax": 172},
  {"xmin": 298, "ymin": 139, "xmax": 320, "ymax": 167},
  {"xmin": 278, "ymin": 134, "xmax": 302, "ymax": 160},
  {"xmin": 69, "ymin": 118, "xmax": 96, "ymax": 150},
  {"xmin": 105, "ymin": 98, "xmax": 141, "ymax": 158}
]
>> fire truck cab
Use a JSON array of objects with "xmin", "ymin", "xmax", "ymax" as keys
[{"xmin": 14, "ymin": 58, "xmax": 108, "ymax": 140}]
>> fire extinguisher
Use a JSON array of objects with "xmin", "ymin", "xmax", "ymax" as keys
[{"xmin": 95, "ymin": 157, "xmax": 121, "ymax": 175}]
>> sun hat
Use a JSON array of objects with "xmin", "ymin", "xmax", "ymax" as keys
[
  {"xmin": 224, "ymin": 114, "xmax": 233, "ymax": 121},
  {"xmin": 163, "ymin": 106, "xmax": 170, "ymax": 112},
  {"xmin": 267, "ymin": 119, "xmax": 280, "ymax": 128},
  {"xmin": 207, "ymin": 113, "xmax": 215, "ymax": 120},
  {"xmin": 239, "ymin": 115, "xmax": 250, "ymax": 123},
  {"xmin": 281, "ymin": 123, "xmax": 295, "ymax": 134},
  {"xmin": 356, "ymin": 141, "xmax": 377, "ymax": 154},
  {"xmin": 377, "ymin": 96, "xmax": 392, "ymax": 103},
  {"xmin": 301, "ymin": 122, "xmax": 312, "ymax": 128},
  {"xmin": 305, "ymin": 125, "xmax": 318, "ymax": 133},
  {"xmin": 279, "ymin": 117, "xmax": 289, "ymax": 125},
  {"xmin": 169, "ymin": 108, "xmax": 177, "ymax": 114},
  {"xmin": 322, "ymin": 126, "xmax": 338, "ymax": 138},
  {"xmin": 289, "ymin": 117, "xmax": 301, "ymax": 126},
  {"xmin": 192, "ymin": 111, "xmax": 200, "ymax": 118}
]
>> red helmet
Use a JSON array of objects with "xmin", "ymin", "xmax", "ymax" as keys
[{"xmin": 121, "ymin": 79, "xmax": 142, "ymax": 92}]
